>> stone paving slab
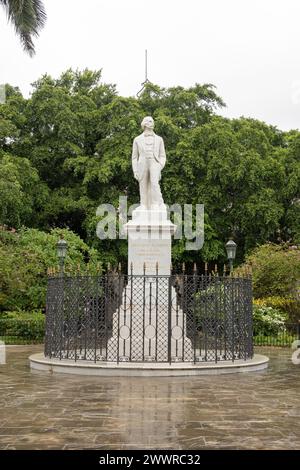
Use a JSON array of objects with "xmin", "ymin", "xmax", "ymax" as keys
[{"xmin": 0, "ymin": 345, "xmax": 299, "ymax": 449}]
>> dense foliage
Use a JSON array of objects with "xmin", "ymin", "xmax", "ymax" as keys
[
  {"xmin": 0, "ymin": 227, "xmax": 102, "ymax": 311},
  {"xmin": 252, "ymin": 304, "xmax": 288, "ymax": 337},
  {"xmin": 241, "ymin": 243, "xmax": 300, "ymax": 299},
  {"xmin": 253, "ymin": 296, "xmax": 300, "ymax": 323},
  {"xmin": 0, "ymin": 310, "xmax": 45, "ymax": 343}
]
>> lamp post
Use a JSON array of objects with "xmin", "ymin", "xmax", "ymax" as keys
[
  {"xmin": 57, "ymin": 234, "xmax": 68, "ymax": 277},
  {"xmin": 225, "ymin": 239, "xmax": 237, "ymax": 273}
]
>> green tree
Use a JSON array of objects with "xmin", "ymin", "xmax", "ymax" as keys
[
  {"xmin": 174, "ymin": 116, "xmax": 289, "ymax": 259},
  {"xmin": 0, "ymin": 152, "xmax": 48, "ymax": 228},
  {"xmin": 280, "ymin": 131, "xmax": 300, "ymax": 244}
]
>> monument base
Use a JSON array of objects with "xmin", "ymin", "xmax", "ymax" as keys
[
  {"xmin": 124, "ymin": 205, "xmax": 175, "ymax": 275},
  {"xmin": 29, "ymin": 353, "xmax": 269, "ymax": 376}
]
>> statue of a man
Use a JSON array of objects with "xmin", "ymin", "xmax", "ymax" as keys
[{"xmin": 132, "ymin": 116, "xmax": 166, "ymax": 209}]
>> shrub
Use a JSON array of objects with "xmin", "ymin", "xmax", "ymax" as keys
[
  {"xmin": 0, "ymin": 311, "xmax": 45, "ymax": 343},
  {"xmin": 252, "ymin": 304, "xmax": 287, "ymax": 336},
  {"xmin": 194, "ymin": 282, "xmax": 228, "ymax": 321},
  {"xmin": 0, "ymin": 227, "xmax": 102, "ymax": 312},
  {"xmin": 253, "ymin": 296, "xmax": 300, "ymax": 322},
  {"xmin": 243, "ymin": 243, "xmax": 300, "ymax": 299}
]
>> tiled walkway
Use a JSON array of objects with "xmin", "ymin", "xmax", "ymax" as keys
[{"xmin": 0, "ymin": 346, "xmax": 299, "ymax": 449}]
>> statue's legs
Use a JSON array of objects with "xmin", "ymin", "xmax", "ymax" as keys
[
  {"xmin": 139, "ymin": 164, "xmax": 150, "ymax": 208},
  {"xmin": 139, "ymin": 159, "xmax": 164, "ymax": 208},
  {"xmin": 149, "ymin": 160, "xmax": 164, "ymax": 206}
]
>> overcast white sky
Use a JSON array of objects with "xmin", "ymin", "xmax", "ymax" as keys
[{"xmin": 1, "ymin": 0, "xmax": 300, "ymax": 130}]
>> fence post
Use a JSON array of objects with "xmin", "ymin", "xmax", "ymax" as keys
[
  {"xmin": 59, "ymin": 271, "xmax": 64, "ymax": 360},
  {"xmin": 168, "ymin": 275, "xmax": 172, "ymax": 364}
]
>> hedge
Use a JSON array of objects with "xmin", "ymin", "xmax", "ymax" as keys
[{"xmin": 0, "ymin": 311, "xmax": 45, "ymax": 344}]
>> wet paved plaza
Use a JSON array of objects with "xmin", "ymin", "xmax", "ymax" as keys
[{"xmin": 0, "ymin": 345, "xmax": 299, "ymax": 449}]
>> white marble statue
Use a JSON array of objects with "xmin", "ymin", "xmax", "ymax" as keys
[{"xmin": 132, "ymin": 116, "xmax": 166, "ymax": 209}]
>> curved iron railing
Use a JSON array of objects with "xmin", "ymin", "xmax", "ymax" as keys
[{"xmin": 44, "ymin": 273, "xmax": 253, "ymax": 363}]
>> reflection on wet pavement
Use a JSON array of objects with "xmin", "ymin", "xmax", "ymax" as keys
[{"xmin": 0, "ymin": 346, "xmax": 299, "ymax": 449}]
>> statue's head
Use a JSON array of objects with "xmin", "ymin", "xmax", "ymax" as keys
[{"xmin": 141, "ymin": 116, "xmax": 154, "ymax": 130}]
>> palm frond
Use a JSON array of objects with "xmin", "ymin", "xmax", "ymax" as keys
[{"xmin": 0, "ymin": 0, "xmax": 47, "ymax": 56}]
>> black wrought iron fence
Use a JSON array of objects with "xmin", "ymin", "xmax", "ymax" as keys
[{"xmin": 44, "ymin": 273, "xmax": 253, "ymax": 363}]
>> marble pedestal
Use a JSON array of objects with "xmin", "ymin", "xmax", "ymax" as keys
[
  {"xmin": 106, "ymin": 205, "xmax": 193, "ymax": 361},
  {"xmin": 124, "ymin": 205, "xmax": 175, "ymax": 275}
]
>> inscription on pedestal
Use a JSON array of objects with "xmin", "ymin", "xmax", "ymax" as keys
[{"xmin": 128, "ymin": 238, "xmax": 172, "ymax": 275}]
